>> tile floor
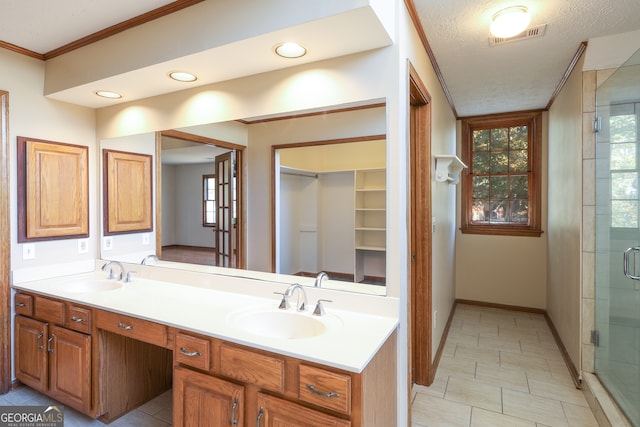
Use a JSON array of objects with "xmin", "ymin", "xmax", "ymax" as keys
[
  {"xmin": 0, "ymin": 386, "xmax": 171, "ymax": 426},
  {"xmin": 412, "ymin": 304, "xmax": 599, "ymax": 427}
]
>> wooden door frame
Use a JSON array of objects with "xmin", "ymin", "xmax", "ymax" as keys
[
  {"xmin": 0, "ymin": 90, "xmax": 10, "ymax": 393},
  {"xmin": 409, "ymin": 63, "xmax": 433, "ymax": 387},
  {"xmin": 155, "ymin": 130, "xmax": 246, "ymax": 269}
]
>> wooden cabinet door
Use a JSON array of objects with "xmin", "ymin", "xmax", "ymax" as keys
[
  {"xmin": 48, "ymin": 325, "xmax": 91, "ymax": 414},
  {"xmin": 14, "ymin": 315, "xmax": 48, "ymax": 392},
  {"xmin": 174, "ymin": 366, "xmax": 244, "ymax": 427},
  {"xmin": 256, "ymin": 393, "xmax": 351, "ymax": 427}
]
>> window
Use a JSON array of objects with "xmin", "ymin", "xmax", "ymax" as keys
[
  {"xmin": 609, "ymin": 104, "xmax": 639, "ymax": 228},
  {"xmin": 203, "ymin": 174, "xmax": 216, "ymax": 227},
  {"xmin": 460, "ymin": 111, "xmax": 542, "ymax": 236}
]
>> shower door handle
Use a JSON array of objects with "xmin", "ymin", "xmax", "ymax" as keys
[{"xmin": 623, "ymin": 247, "xmax": 640, "ymax": 280}]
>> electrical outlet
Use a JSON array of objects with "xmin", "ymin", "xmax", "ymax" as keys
[
  {"xmin": 22, "ymin": 243, "xmax": 35, "ymax": 260},
  {"xmin": 103, "ymin": 236, "xmax": 113, "ymax": 251},
  {"xmin": 78, "ymin": 239, "xmax": 89, "ymax": 254},
  {"xmin": 142, "ymin": 233, "xmax": 150, "ymax": 245}
]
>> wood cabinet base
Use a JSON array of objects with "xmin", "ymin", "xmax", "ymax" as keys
[{"xmin": 97, "ymin": 330, "xmax": 173, "ymax": 423}]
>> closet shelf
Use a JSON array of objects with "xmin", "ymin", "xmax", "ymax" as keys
[{"xmin": 356, "ymin": 245, "xmax": 386, "ymax": 252}]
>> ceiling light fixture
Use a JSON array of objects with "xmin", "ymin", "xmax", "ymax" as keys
[
  {"xmin": 274, "ymin": 42, "xmax": 307, "ymax": 58},
  {"xmin": 95, "ymin": 90, "xmax": 122, "ymax": 99},
  {"xmin": 490, "ymin": 6, "xmax": 531, "ymax": 38},
  {"xmin": 169, "ymin": 71, "xmax": 198, "ymax": 82}
]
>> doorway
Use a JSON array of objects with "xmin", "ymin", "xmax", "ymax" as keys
[
  {"xmin": 409, "ymin": 64, "xmax": 433, "ymax": 387},
  {"xmin": 155, "ymin": 130, "xmax": 246, "ymax": 269}
]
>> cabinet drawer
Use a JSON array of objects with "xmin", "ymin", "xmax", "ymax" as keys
[
  {"xmin": 34, "ymin": 296, "xmax": 65, "ymax": 325},
  {"xmin": 219, "ymin": 344, "xmax": 284, "ymax": 393},
  {"xmin": 67, "ymin": 305, "xmax": 92, "ymax": 334},
  {"xmin": 299, "ymin": 365, "xmax": 352, "ymax": 415},
  {"xmin": 175, "ymin": 333, "xmax": 210, "ymax": 371},
  {"xmin": 14, "ymin": 294, "xmax": 33, "ymax": 316},
  {"xmin": 96, "ymin": 310, "xmax": 167, "ymax": 347}
]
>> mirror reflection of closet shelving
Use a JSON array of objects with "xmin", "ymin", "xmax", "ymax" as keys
[{"xmin": 354, "ymin": 169, "xmax": 386, "ymax": 283}]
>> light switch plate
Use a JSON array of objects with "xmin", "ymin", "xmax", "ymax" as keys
[
  {"xmin": 23, "ymin": 244, "xmax": 35, "ymax": 260},
  {"xmin": 103, "ymin": 236, "xmax": 113, "ymax": 251},
  {"xmin": 142, "ymin": 233, "xmax": 150, "ymax": 245},
  {"xmin": 78, "ymin": 239, "xmax": 89, "ymax": 254}
]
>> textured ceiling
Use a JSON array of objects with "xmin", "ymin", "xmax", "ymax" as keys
[{"xmin": 412, "ymin": 0, "xmax": 640, "ymax": 117}]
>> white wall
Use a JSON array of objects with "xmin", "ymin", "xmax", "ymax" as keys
[
  {"xmin": 174, "ymin": 162, "xmax": 216, "ymax": 248},
  {"xmin": 279, "ymin": 173, "xmax": 319, "ymax": 274},
  {"xmin": 319, "ymin": 172, "xmax": 355, "ymax": 276},
  {"xmin": 2, "ymin": 48, "xmax": 97, "ymax": 277}
]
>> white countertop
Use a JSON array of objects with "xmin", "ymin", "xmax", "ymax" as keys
[{"xmin": 12, "ymin": 269, "xmax": 398, "ymax": 373}]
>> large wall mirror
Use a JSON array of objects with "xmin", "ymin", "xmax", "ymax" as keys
[{"xmin": 99, "ymin": 102, "xmax": 387, "ymax": 295}]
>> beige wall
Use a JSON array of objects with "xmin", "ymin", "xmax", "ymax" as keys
[
  {"xmin": 547, "ymin": 53, "xmax": 585, "ymax": 369},
  {"xmin": 400, "ymin": 7, "xmax": 459, "ymax": 355},
  {"xmin": 455, "ymin": 116, "xmax": 549, "ymax": 310},
  {"xmin": 1, "ymin": 49, "xmax": 97, "ymax": 273}
]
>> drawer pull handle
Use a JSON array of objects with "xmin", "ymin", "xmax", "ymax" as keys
[
  {"xmin": 231, "ymin": 397, "xmax": 238, "ymax": 426},
  {"xmin": 16, "ymin": 302, "xmax": 26, "ymax": 307},
  {"xmin": 37, "ymin": 332, "xmax": 44, "ymax": 350},
  {"xmin": 71, "ymin": 316, "xmax": 85, "ymax": 323},
  {"xmin": 306, "ymin": 384, "xmax": 340, "ymax": 398},
  {"xmin": 256, "ymin": 407, "xmax": 263, "ymax": 427},
  {"xmin": 117, "ymin": 322, "xmax": 134, "ymax": 330},
  {"xmin": 179, "ymin": 347, "xmax": 202, "ymax": 357}
]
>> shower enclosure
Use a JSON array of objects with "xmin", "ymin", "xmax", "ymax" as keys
[{"xmin": 595, "ymin": 47, "xmax": 640, "ymax": 426}]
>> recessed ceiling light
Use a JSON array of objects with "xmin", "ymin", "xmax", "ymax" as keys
[
  {"xmin": 274, "ymin": 42, "xmax": 307, "ymax": 58},
  {"xmin": 490, "ymin": 6, "xmax": 531, "ymax": 38},
  {"xmin": 169, "ymin": 71, "xmax": 198, "ymax": 82},
  {"xmin": 95, "ymin": 90, "xmax": 122, "ymax": 99}
]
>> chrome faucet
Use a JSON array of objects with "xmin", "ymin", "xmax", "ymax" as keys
[
  {"xmin": 101, "ymin": 261, "xmax": 126, "ymax": 281},
  {"xmin": 314, "ymin": 271, "xmax": 329, "ymax": 288},
  {"xmin": 141, "ymin": 254, "xmax": 159, "ymax": 265},
  {"xmin": 275, "ymin": 283, "xmax": 308, "ymax": 312}
]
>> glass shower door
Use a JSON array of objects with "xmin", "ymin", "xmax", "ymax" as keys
[{"xmin": 594, "ymin": 48, "xmax": 640, "ymax": 427}]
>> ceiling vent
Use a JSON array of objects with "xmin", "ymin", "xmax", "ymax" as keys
[{"xmin": 489, "ymin": 24, "xmax": 547, "ymax": 46}]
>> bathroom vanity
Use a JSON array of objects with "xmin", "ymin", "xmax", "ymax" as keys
[{"xmin": 12, "ymin": 265, "xmax": 398, "ymax": 426}]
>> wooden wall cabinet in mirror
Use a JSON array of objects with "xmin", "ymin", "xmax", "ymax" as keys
[
  {"xmin": 103, "ymin": 149, "xmax": 153, "ymax": 235},
  {"xmin": 17, "ymin": 137, "xmax": 89, "ymax": 242}
]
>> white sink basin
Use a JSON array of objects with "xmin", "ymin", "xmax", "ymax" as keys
[
  {"xmin": 54, "ymin": 280, "xmax": 122, "ymax": 294},
  {"xmin": 232, "ymin": 310, "xmax": 327, "ymax": 339}
]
